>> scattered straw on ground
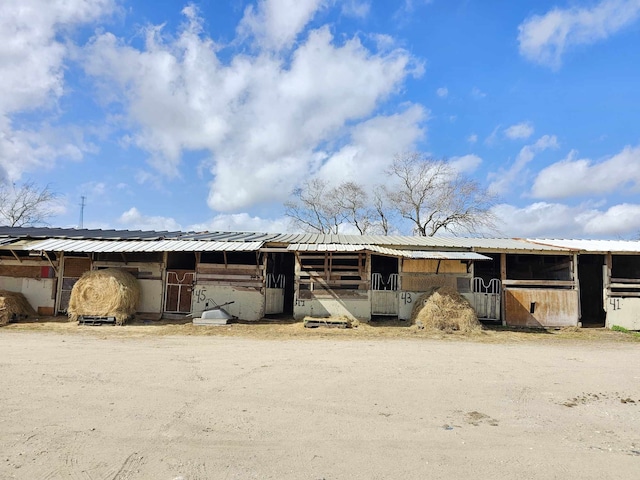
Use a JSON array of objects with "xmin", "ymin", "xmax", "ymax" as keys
[
  {"xmin": 410, "ymin": 286, "xmax": 482, "ymax": 334},
  {"xmin": 0, "ymin": 291, "xmax": 36, "ymax": 326},
  {"xmin": 68, "ymin": 269, "xmax": 140, "ymax": 325},
  {"xmin": 2, "ymin": 315, "xmax": 639, "ymax": 344}
]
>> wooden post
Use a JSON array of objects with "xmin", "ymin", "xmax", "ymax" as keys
[
  {"xmin": 500, "ymin": 253, "xmax": 507, "ymax": 326},
  {"xmin": 573, "ymin": 253, "xmax": 581, "ymax": 326},
  {"xmin": 604, "ymin": 253, "xmax": 612, "ymax": 327},
  {"xmin": 55, "ymin": 251, "xmax": 65, "ymax": 315}
]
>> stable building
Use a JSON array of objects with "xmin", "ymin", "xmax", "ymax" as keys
[{"xmin": 1, "ymin": 227, "xmax": 639, "ymax": 330}]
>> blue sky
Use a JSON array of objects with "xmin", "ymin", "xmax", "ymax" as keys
[{"xmin": 2, "ymin": 0, "xmax": 640, "ymax": 238}]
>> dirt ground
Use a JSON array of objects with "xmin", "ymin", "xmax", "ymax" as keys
[{"xmin": 1, "ymin": 321, "xmax": 639, "ymax": 479}]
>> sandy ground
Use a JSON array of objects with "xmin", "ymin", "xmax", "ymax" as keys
[{"xmin": 1, "ymin": 325, "xmax": 639, "ymax": 479}]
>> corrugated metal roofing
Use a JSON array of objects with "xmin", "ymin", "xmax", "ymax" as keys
[
  {"xmin": 287, "ymin": 244, "xmax": 491, "ymax": 260},
  {"xmin": 367, "ymin": 246, "xmax": 491, "ymax": 260},
  {"xmin": 0, "ymin": 226, "xmax": 182, "ymax": 241},
  {"xmin": 287, "ymin": 244, "xmax": 369, "ymax": 252},
  {"xmin": 0, "ymin": 226, "xmax": 583, "ymax": 253},
  {"xmin": 276, "ymin": 234, "xmax": 570, "ymax": 251},
  {"xmin": 528, "ymin": 239, "xmax": 640, "ymax": 253},
  {"xmin": 20, "ymin": 239, "xmax": 264, "ymax": 253},
  {"xmin": 0, "ymin": 237, "xmax": 19, "ymax": 247}
]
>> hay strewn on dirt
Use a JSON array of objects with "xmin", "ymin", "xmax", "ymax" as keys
[
  {"xmin": 410, "ymin": 286, "xmax": 482, "ymax": 333},
  {"xmin": 68, "ymin": 269, "xmax": 140, "ymax": 325},
  {"xmin": 0, "ymin": 290, "xmax": 36, "ymax": 326}
]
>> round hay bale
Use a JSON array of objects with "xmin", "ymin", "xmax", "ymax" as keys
[
  {"xmin": 68, "ymin": 269, "xmax": 140, "ymax": 325},
  {"xmin": 410, "ymin": 286, "xmax": 482, "ymax": 334},
  {"xmin": 0, "ymin": 290, "xmax": 36, "ymax": 326}
]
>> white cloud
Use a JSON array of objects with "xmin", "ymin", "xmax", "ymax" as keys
[
  {"xmin": 531, "ymin": 145, "xmax": 640, "ymax": 199},
  {"xmin": 237, "ymin": 0, "xmax": 326, "ymax": 51},
  {"xmin": 488, "ymin": 135, "xmax": 559, "ymax": 195},
  {"xmin": 581, "ymin": 203, "xmax": 640, "ymax": 236},
  {"xmin": 0, "ymin": 0, "xmax": 116, "ymax": 181},
  {"xmin": 492, "ymin": 202, "xmax": 583, "ymax": 237},
  {"xmin": 518, "ymin": 0, "xmax": 640, "ymax": 68},
  {"xmin": 449, "ymin": 154, "xmax": 482, "ymax": 174},
  {"xmin": 316, "ymin": 104, "xmax": 426, "ymax": 188},
  {"xmin": 84, "ymin": 6, "xmax": 422, "ymax": 213},
  {"xmin": 401, "ymin": 0, "xmax": 433, "ymax": 13},
  {"xmin": 467, "ymin": 133, "xmax": 478, "ymax": 144},
  {"xmin": 436, "ymin": 87, "xmax": 448, "ymax": 98},
  {"xmin": 492, "ymin": 201, "xmax": 640, "ymax": 238},
  {"xmin": 504, "ymin": 121, "xmax": 534, "ymax": 140},
  {"xmin": 484, "ymin": 125, "xmax": 501, "ymax": 146},
  {"xmin": 188, "ymin": 213, "xmax": 293, "ymax": 233},
  {"xmin": 341, "ymin": 0, "xmax": 371, "ymax": 18},
  {"xmin": 118, "ymin": 207, "xmax": 182, "ymax": 232},
  {"xmin": 471, "ymin": 87, "xmax": 486, "ymax": 99}
]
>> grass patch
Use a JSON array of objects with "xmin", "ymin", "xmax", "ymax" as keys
[{"xmin": 611, "ymin": 325, "xmax": 640, "ymax": 338}]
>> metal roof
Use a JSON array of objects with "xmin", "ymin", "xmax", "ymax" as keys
[
  {"xmin": 17, "ymin": 239, "xmax": 264, "ymax": 253},
  {"xmin": 287, "ymin": 244, "xmax": 369, "ymax": 252},
  {"xmin": 367, "ymin": 246, "xmax": 492, "ymax": 260},
  {"xmin": 281, "ymin": 235, "xmax": 570, "ymax": 251},
  {"xmin": 0, "ymin": 237, "xmax": 18, "ymax": 247},
  {"xmin": 287, "ymin": 244, "xmax": 491, "ymax": 260},
  {"xmin": 528, "ymin": 239, "xmax": 640, "ymax": 254},
  {"xmin": 0, "ymin": 226, "xmax": 586, "ymax": 253},
  {"xmin": 0, "ymin": 226, "xmax": 182, "ymax": 241}
]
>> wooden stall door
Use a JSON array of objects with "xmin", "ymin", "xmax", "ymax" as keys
[
  {"xmin": 165, "ymin": 270, "xmax": 194, "ymax": 313},
  {"xmin": 59, "ymin": 257, "xmax": 91, "ymax": 313}
]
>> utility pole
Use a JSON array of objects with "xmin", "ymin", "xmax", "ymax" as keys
[{"xmin": 79, "ymin": 195, "xmax": 86, "ymax": 229}]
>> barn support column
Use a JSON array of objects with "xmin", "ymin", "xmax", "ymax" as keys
[
  {"xmin": 54, "ymin": 251, "xmax": 64, "ymax": 315},
  {"xmin": 500, "ymin": 253, "xmax": 507, "ymax": 326},
  {"xmin": 573, "ymin": 253, "xmax": 581, "ymax": 325}
]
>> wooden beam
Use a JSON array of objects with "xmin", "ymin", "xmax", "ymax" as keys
[
  {"xmin": 9, "ymin": 250, "xmax": 21, "ymax": 262},
  {"xmin": 502, "ymin": 280, "xmax": 575, "ymax": 287},
  {"xmin": 42, "ymin": 251, "xmax": 58, "ymax": 276},
  {"xmin": 573, "ymin": 253, "xmax": 581, "ymax": 323}
]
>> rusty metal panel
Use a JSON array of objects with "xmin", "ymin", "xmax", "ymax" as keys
[
  {"xmin": 400, "ymin": 274, "xmax": 458, "ymax": 292},
  {"xmin": 504, "ymin": 288, "xmax": 578, "ymax": 327},
  {"xmin": 403, "ymin": 259, "xmax": 467, "ymax": 274}
]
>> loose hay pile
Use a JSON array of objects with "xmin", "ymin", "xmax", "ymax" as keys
[
  {"xmin": 0, "ymin": 290, "xmax": 36, "ymax": 326},
  {"xmin": 68, "ymin": 269, "xmax": 140, "ymax": 325},
  {"xmin": 411, "ymin": 286, "xmax": 482, "ymax": 334}
]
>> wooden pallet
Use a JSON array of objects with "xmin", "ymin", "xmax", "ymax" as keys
[
  {"xmin": 193, "ymin": 317, "xmax": 229, "ymax": 326},
  {"xmin": 78, "ymin": 316, "xmax": 116, "ymax": 326},
  {"xmin": 303, "ymin": 318, "xmax": 349, "ymax": 329}
]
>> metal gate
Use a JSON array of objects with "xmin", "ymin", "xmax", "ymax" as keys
[
  {"xmin": 371, "ymin": 273, "xmax": 399, "ymax": 315},
  {"xmin": 165, "ymin": 271, "xmax": 194, "ymax": 313},
  {"xmin": 265, "ymin": 273, "xmax": 285, "ymax": 314},
  {"xmin": 471, "ymin": 277, "xmax": 501, "ymax": 320}
]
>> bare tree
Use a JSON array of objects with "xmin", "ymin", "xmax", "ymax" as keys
[
  {"xmin": 386, "ymin": 152, "xmax": 496, "ymax": 236},
  {"xmin": 285, "ymin": 179, "xmax": 381, "ymax": 234},
  {"xmin": 0, "ymin": 181, "xmax": 59, "ymax": 227},
  {"xmin": 371, "ymin": 185, "xmax": 393, "ymax": 235},
  {"xmin": 284, "ymin": 179, "xmax": 344, "ymax": 234},
  {"xmin": 333, "ymin": 182, "xmax": 372, "ymax": 234}
]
